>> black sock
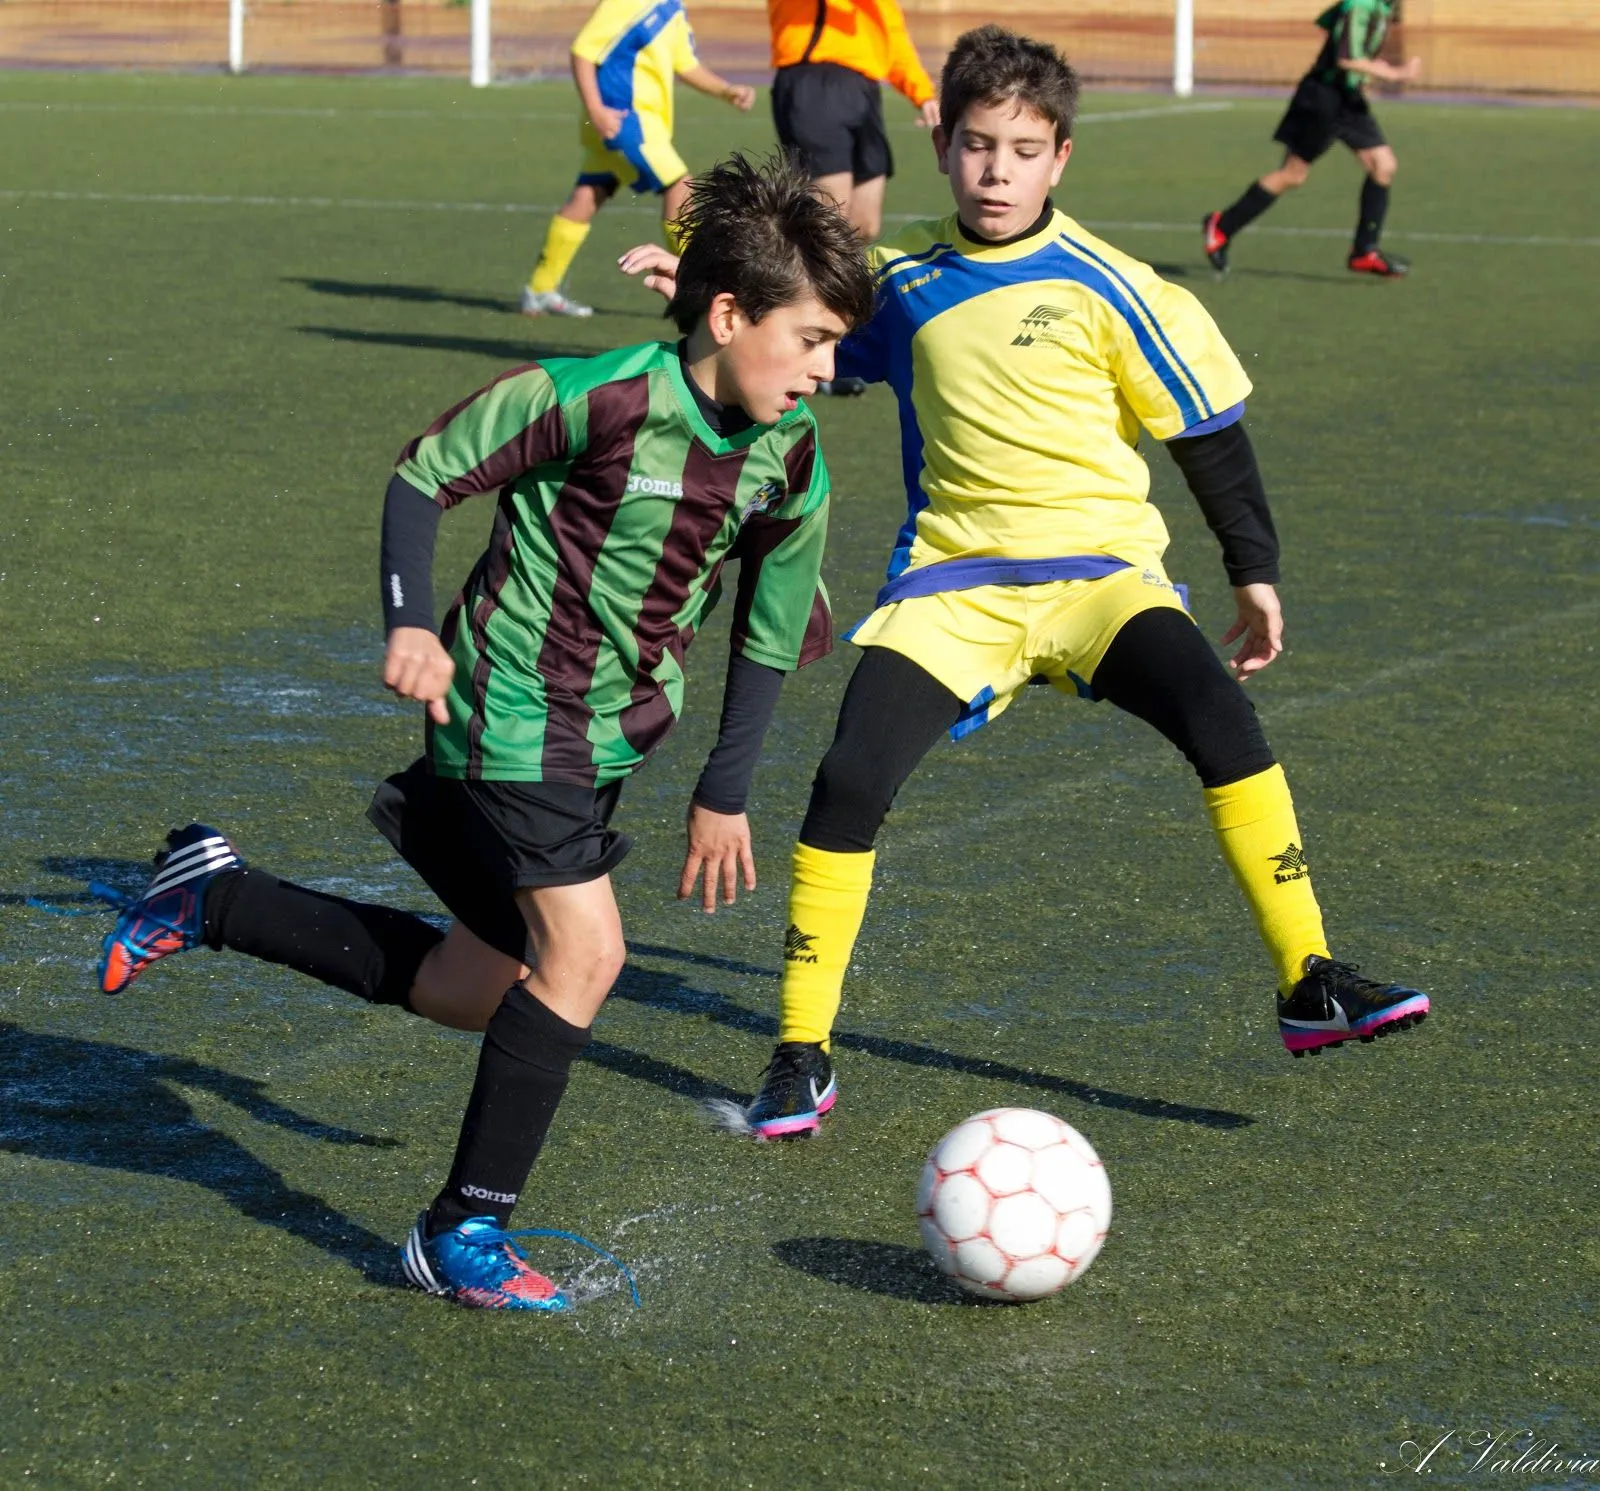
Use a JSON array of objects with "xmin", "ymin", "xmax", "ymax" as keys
[
  {"xmin": 1217, "ymin": 182, "xmax": 1278, "ymax": 240},
  {"xmin": 1355, "ymin": 178, "xmax": 1389, "ymax": 253},
  {"xmin": 426, "ymin": 986, "xmax": 592, "ymax": 1237},
  {"xmin": 203, "ymin": 867, "xmax": 443, "ymax": 1010}
]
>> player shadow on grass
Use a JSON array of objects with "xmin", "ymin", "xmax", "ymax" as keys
[
  {"xmin": 0, "ymin": 1022, "xmax": 400, "ymax": 1282},
  {"xmin": 771, "ymin": 1237, "xmax": 1000, "ymax": 1306},
  {"xmin": 287, "ymin": 277, "xmax": 518, "ymax": 314},
  {"xmin": 299, "ymin": 326, "xmax": 582, "ymax": 363},
  {"xmin": 620, "ymin": 944, "xmax": 1252, "ymax": 1131},
  {"xmin": 299, "ymin": 323, "xmax": 652, "ymax": 362}
]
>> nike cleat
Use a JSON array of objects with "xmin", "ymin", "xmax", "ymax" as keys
[
  {"xmin": 401, "ymin": 1215, "xmax": 567, "ymax": 1311},
  {"xmin": 743, "ymin": 1041, "xmax": 837, "ymax": 1140},
  {"xmin": 98, "ymin": 824, "xmax": 241, "ymax": 994},
  {"xmin": 519, "ymin": 286, "xmax": 594, "ymax": 318},
  {"xmin": 1202, "ymin": 211, "xmax": 1231, "ymax": 274},
  {"xmin": 1347, "ymin": 248, "xmax": 1410, "ymax": 277},
  {"xmin": 1278, "ymin": 955, "xmax": 1429, "ymax": 1057}
]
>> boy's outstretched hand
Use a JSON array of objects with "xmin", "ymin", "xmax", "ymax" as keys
[
  {"xmin": 679, "ymin": 802, "xmax": 756, "ymax": 913},
  {"xmin": 1221, "ymin": 583, "xmax": 1284, "ymax": 679},
  {"xmin": 383, "ymin": 625, "xmax": 454, "ymax": 724},
  {"xmin": 618, "ymin": 243, "xmax": 681, "ymax": 301}
]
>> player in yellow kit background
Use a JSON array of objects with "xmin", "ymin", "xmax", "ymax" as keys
[{"xmin": 521, "ymin": 0, "xmax": 754, "ymax": 318}]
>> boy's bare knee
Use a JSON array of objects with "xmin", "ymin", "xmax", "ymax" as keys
[{"xmin": 537, "ymin": 935, "xmax": 625, "ymax": 1008}]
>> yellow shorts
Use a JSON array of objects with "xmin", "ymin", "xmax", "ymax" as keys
[
  {"xmin": 848, "ymin": 563, "xmax": 1191, "ymax": 735},
  {"xmin": 576, "ymin": 113, "xmax": 688, "ymax": 196}
]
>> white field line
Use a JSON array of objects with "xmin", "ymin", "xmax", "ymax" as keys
[
  {"xmin": 2, "ymin": 186, "xmax": 1593, "ymax": 248},
  {"xmin": 1256, "ymin": 598, "xmax": 1600, "ymax": 725},
  {"xmin": 0, "ymin": 98, "xmax": 1231, "ymax": 124},
  {"xmin": 0, "ymin": 100, "xmax": 578, "ymax": 120},
  {"xmin": 888, "ymin": 100, "xmax": 1236, "ymax": 130}
]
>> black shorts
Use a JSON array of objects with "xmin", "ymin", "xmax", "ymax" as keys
[
  {"xmin": 772, "ymin": 61, "xmax": 892, "ymax": 184},
  {"xmin": 1272, "ymin": 76, "xmax": 1386, "ymax": 163},
  {"xmin": 366, "ymin": 757, "xmax": 631, "ymax": 961}
]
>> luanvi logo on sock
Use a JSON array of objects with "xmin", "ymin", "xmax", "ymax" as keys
[
  {"xmin": 1269, "ymin": 843, "xmax": 1310, "ymax": 883},
  {"xmin": 783, "ymin": 924, "xmax": 819, "ymax": 964}
]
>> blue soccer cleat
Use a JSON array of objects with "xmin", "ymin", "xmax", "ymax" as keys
[
  {"xmin": 400, "ymin": 1215, "xmax": 568, "ymax": 1311},
  {"xmin": 98, "ymin": 824, "xmax": 241, "ymax": 994}
]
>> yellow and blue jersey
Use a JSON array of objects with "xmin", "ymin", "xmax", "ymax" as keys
[
  {"xmin": 838, "ymin": 207, "xmax": 1253, "ymax": 594},
  {"xmin": 571, "ymin": 0, "xmax": 699, "ymax": 135}
]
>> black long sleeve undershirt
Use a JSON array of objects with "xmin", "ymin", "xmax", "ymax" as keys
[
  {"xmin": 692, "ymin": 653, "xmax": 786, "ymax": 815},
  {"xmin": 1164, "ymin": 421, "xmax": 1281, "ymax": 586},
  {"xmin": 380, "ymin": 472, "xmax": 443, "ymax": 634}
]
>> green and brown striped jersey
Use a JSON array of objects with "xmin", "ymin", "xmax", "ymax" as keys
[
  {"xmin": 1312, "ymin": 0, "xmax": 1397, "ymax": 91},
  {"xmin": 396, "ymin": 340, "xmax": 832, "ymax": 785}
]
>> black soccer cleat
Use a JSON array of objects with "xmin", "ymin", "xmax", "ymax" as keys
[
  {"xmin": 814, "ymin": 378, "xmax": 868, "ymax": 398},
  {"xmin": 743, "ymin": 1041, "xmax": 837, "ymax": 1139},
  {"xmin": 1202, "ymin": 211, "xmax": 1231, "ymax": 274},
  {"xmin": 1348, "ymin": 248, "xmax": 1410, "ymax": 277},
  {"xmin": 1278, "ymin": 955, "xmax": 1430, "ymax": 1057}
]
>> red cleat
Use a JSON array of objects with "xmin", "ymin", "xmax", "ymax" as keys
[
  {"xmin": 1348, "ymin": 248, "xmax": 1410, "ymax": 277},
  {"xmin": 1202, "ymin": 211, "xmax": 1230, "ymax": 274}
]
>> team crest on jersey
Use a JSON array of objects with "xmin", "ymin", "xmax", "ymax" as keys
[
  {"xmin": 738, "ymin": 478, "xmax": 786, "ymax": 526},
  {"xmin": 1011, "ymin": 304, "xmax": 1073, "ymax": 347}
]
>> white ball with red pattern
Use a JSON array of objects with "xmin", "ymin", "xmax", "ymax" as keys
[{"xmin": 917, "ymin": 1108, "xmax": 1112, "ymax": 1302}]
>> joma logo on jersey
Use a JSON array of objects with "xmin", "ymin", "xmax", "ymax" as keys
[
  {"xmin": 738, "ymin": 478, "xmax": 785, "ymax": 525},
  {"xmin": 627, "ymin": 473, "xmax": 684, "ymax": 497},
  {"xmin": 1011, "ymin": 304, "xmax": 1072, "ymax": 347}
]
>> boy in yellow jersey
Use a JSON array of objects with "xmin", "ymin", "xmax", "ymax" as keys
[
  {"xmin": 521, "ymin": 0, "xmax": 754, "ymax": 317},
  {"xmin": 626, "ymin": 26, "xmax": 1432, "ymax": 1136}
]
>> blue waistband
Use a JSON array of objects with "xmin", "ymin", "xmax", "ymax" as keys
[{"xmin": 873, "ymin": 554, "xmax": 1132, "ymax": 609}]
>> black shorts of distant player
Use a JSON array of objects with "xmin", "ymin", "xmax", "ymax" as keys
[
  {"xmin": 772, "ymin": 61, "xmax": 894, "ymax": 186},
  {"xmin": 1271, "ymin": 75, "xmax": 1386, "ymax": 162}
]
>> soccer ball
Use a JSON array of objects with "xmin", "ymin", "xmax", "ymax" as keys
[{"xmin": 917, "ymin": 1107, "xmax": 1112, "ymax": 1302}]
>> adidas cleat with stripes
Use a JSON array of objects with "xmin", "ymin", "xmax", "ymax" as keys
[
  {"xmin": 1278, "ymin": 955, "xmax": 1430, "ymax": 1057},
  {"xmin": 743, "ymin": 1041, "xmax": 837, "ymax": 1140},
  {"xmin": 98, "ymin": 824, "xmax": 241, "ymax": 994},
  {"xmin": 401, "ymin": 1215, "xmax": 567, "ymax": 1311}
]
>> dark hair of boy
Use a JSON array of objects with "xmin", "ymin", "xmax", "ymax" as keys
[
  {"xmin": 667, "ymin": 151, "xmax": 875, "ymax": 334},
  {"xmin": 938, "ymin": 24, "xmax": 1081, "ymax": 147}
]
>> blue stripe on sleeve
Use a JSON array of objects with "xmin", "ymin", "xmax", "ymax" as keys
[
  {"xmin": 1166, "ymin": 401, "xmax": 1245, "ymax": 439},
  {"xmin": 1057, "ymin": 233, "xmax": 1214, "ymax": 422}
]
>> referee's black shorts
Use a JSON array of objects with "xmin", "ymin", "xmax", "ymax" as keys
[
  {"xmin": 1272, "ymin": 75, "xmax": 1386, "ymax": 163},
  {"xmin": 772, "ymin": 60, "xmax": 893, "ymax": 183},
  {"xmin": 366, "ymin": 756, "xmax": 631, "ymax": 961}
]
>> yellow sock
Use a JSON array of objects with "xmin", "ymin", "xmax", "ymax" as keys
[
  {"xmin": 663, "ymin": 216, "xmax": 689, "ymax": 256},
  {"xmin": 1204, "ymin": 764, "xmax": 1331, "ymax": 995},
  {"xmin": 529, "ymin": 215, "xmax": 590, "ymax": 294},
  {"xmin": 778, "ymin": 844, "xmax": 876, "ymax": 1049}
]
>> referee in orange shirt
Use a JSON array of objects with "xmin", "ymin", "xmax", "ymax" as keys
[
  {"xmin": 769, "ymin": 0, "xmax": 938, "ymax": 241},
  {"xmin": 768, "ymin": 0, "xmax": 938, "ymax": 392}
]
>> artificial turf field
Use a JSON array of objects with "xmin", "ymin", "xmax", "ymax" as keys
[{"xmin": 1, "ymin": 67, "xmax": 1597, "ymax": 1489}]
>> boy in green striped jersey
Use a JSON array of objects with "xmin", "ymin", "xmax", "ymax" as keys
[{"xmin": 96, "ymin": 154, "xmax": 873, "ymax": 1311}]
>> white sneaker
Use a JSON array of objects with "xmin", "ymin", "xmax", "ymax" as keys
[{"xmin": 520, "ymin": 286, "xmax": 594, "ymax": 318}]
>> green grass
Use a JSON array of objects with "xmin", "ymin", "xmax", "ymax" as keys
[{"xmin": 2, "ymin": 71, "xmax": 1597, "ymax": 1489}]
